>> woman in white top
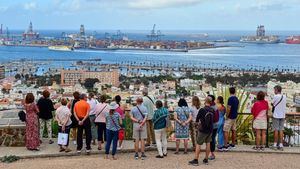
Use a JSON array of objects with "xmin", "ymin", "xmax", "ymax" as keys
[
  {"xmin": 94, "ymin": 95, "xmax": 109, "ymax": 150},
  {"xmin": 55, "ymin": 98, "xmax": 72, "ymax": 153},
  {"xmin": 190, "ymin": 96, "xmax": 201, "ymax": 149}
]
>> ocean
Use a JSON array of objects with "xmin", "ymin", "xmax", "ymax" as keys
[{"xmin": 0, "ymin": 30, "xmax": 300, "ymax": 72}]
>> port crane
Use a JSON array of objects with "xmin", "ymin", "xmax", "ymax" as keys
[{"xmin": 147, "ymin": 24, "xmax": 164, "ymax": 42}]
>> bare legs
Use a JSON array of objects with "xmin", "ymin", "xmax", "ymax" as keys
[{"xmin": 175, "ymin": 139, "xmax": 189, "ymax": 153}]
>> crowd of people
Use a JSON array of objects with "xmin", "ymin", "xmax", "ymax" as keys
[{"xmin": 22, "ymin": 85, "xmax": 287, "ymax": 165}]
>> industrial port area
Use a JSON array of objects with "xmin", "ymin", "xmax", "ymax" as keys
[{"xmin": 1, "ymin": 22, "xmax": 299, "ymax": 53}]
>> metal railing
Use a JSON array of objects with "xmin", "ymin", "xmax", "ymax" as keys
[{"xmin": 123, "ymin": 110, "xmax": 300, "ymax": 147}]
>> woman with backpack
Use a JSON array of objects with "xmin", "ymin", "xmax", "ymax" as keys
[
  {"xmin": 152, "ymin": 100, "xmax": 169, "ymax": 158},
  {"xmin": 67, "ymin": 91, "xmax": 80, "ymax": 145},
  {"xmin": 174, "ymin": 98, "xmax": 192, "ymax": 154}
]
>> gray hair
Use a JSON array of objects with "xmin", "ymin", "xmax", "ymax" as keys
[{"xmin": 79, "ymin": 93, "xmax": 87, "ymax": 99}]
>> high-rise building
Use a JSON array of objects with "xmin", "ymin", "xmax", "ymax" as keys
[
  {"xmin": 80, "ymin": 25, "xmax": 85, "ymax": 36},
  {"xmin": 61, "ymin": 69, "xmax": 119, "ymax": 87},
  {"xmin": 0, "ymin": 65, "xmax": 5, "ymax": 79}
]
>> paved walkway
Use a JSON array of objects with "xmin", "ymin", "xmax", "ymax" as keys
[{"xmin": 1, "ymin": 139, "xmax": 299, "ymax": 159}]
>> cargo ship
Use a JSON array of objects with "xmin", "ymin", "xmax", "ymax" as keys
[
  {"xmin": 240, "ymin": 25, "xmax": 280, "ymax": 44},
  {"xmin": 48, "ymin": 45, "xmax": 74, "ymax": 51},
  {"xmin": 286, "ymin": 36, "xmax": 300, "ymax": 44}
]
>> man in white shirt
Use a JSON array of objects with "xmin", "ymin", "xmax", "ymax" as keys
[
  {"xmin": 87, "ymin": 92, "xmax": 99, "ymax": 145},
  {"xmin": 272, "ymin": 85, "xmax": 286, "ymax": 151}
]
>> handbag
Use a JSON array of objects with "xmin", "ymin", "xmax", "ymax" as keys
[
  {"xmin": 57, "ymin": 132, "xmax": 69, "ymax": 146},
  {"xmin": 118, "ymin": 128, "xmax": 125, "ymax": 140},
  {"xmin": 18, "ymin": 110, "xmax": 26, "ymax": 122}
]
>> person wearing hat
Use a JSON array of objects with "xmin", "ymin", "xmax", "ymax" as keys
[
  {"xmin": 74, "ymin": 93, "xmax": 92, "ymax": 154},
  {"xmin": 105, "ymin": 102, "xmax": 123, "ymax": 160}
]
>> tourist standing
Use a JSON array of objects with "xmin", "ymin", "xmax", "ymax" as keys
[
  {"xmin": 87, "ymin": 92, "xmax": 99, "ymax": 145},
  {"xmin": 74, "ymin": 94, "xmax": 92, "ymax": 154},
  {"xmin": 130, "ymin": 97, "xmax": 148, "ymax": 160},
  {"xmin": 174, "ymin": 98, "xmax": 192, "ymax": 154},
  {"xmin": 143, "ymin": 88, "xmax": 156, "ymax": 147},
  {"xmin": 223, "ymin": 87, "xmax": 239, "ymax": 150},
  {"xmin": 190, "ymin": 96, "xmax": 201, "ymax": 149},
  {"xmin": 188, "ymin": 96, "xmax": 214, "ymax": 166},
  {"xmin": 152, "ymin": 100, "xmax": 169, "ymax": 158},
  {"xmin": 67, "ymin": 91, "xmax": 80, "ymax": 145},
  {"xmin": 37, "ymin": 90, "xmax": 55, "ymax": 144},
  {"xmin": 105, "ymin": 102, "xmax": 123, "ymax": 160},
  {"xmin": 55, "ymin": 98, "xmax": 72, "ymax": 153},
  {"xmin": 208, "ymin": 95, "xmax": 219, "ymax": 160},
  {"xmin": 24, "ymin": 93, "xmax": 40, "ymax": 151},
  {"xmin": 216, "ymin": 96, "xmax": 226, "ymax": 151},
  {"xmin": 251, "ymin": 91, "xmax": 269, "ymax": 151},
  {"xmin": 271, "ymin": 85, "xmax": 286, "ymax": 151},
  {"xmin": 95, "ymin": 95, "xmax": 109, "ymax": 150},
  {"xmin": 114, "ymin": 95, "xmax": 125, "ymax": 150}
]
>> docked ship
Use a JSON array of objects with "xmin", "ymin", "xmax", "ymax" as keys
[
  {"xmin": 240, "ymin": 25, "xmax": 280, "ymax": 44},
  {"xmin": 48, "ymin": 45, "xmax": 74, "ymax": 51},
  {"xmin": 286, "ymin": 36, "xmax": 300, "ymax": 44}
]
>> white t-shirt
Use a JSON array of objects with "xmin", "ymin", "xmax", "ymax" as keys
[
  {"xmin": 190, "ymin": 106, "xmax": 200, "ymax": 122},
  {"xmin": 87, "ymin": 98, "xmax": 99, "ymax": 116},
  {"xmin": 272, "ymin": 94, "xmax": 286, "ymax": 119},
  {"xmin": 55, "ymin": 106, "xmax": 72, "ymax": 126}
]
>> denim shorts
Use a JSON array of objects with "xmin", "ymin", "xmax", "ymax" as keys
[{"xmin": 272, "ymin": 118, "xmax": 285, "ymax": 131}]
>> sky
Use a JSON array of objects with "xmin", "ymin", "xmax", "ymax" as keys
[{"xmin": 0, "ymin": 0, "xmax": 300, "ymax": 31}]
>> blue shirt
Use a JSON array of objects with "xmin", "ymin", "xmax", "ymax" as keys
[
  {"xmin": 105, "ymin": 112, "xmax": 121, "ymax": 131},
  {"xmin": 152, "ymin": 107, "xmax": 169, "ymax": 130},
  {"xmin": 227, "ymin": 96, "xmax": 239, "ymax": 119}
]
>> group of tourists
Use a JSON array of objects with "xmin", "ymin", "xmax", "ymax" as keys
[{"xmin": 23, "ymin": 85, "xmax": 287, "ymax": 165}]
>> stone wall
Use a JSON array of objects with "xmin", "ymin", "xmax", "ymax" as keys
[
  {"xmin": 0, "ymin": 110, "xmax": 26, "ymax": 147},
  {"xmin": 0, "ymin": 126, "xmax": 25, "ymax": 146}
]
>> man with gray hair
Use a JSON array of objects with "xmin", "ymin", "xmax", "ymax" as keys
[
  {"xmin": 272, "ymin": 85, "xmax": 286, "ymax": 151},
  {"xmin": 130, "ymin": 97, "xmax": 148, "ymax": 160},
  {"xmin": 74, "ymin": 93, "xmax": 92, "ymax": 154},
  {"xmin": 142, "ymin": 88, "xmax": 156, "ymax": 147}
]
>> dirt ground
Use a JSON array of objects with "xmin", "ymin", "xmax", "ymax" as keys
[{"xmin": 1, "ymin": 151, "xmax": 299, "ymax": 169}]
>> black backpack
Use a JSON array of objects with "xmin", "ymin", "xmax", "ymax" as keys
[
  {"xmin": 18, "ymin": 111, "xmax": 26, "ymax": 122},
  {"xmin": 198, "ymin": 107, "xmax": 214, "ymax": 133}
]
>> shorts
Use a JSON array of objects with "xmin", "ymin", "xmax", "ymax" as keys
[
  {"xmin": 196, "ymin": 132, "xmax": 212, "ymax": 145},
  {"xmin": 223, "ymin": 118, "xmax": 236, "ymax": 132},
  {"xmin": 253, "ymin": 119, "xmax": 267, "ymax": 130},
  {"xmin": 272, "ymin": 118, "xmax": 285, "ymax": 131},
  {"xmin": 132, "ymin": 124, "xmax": 147, "ymax": 140}
]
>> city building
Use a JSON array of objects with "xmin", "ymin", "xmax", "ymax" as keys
[
  {"xmin": 61, "ymin": 69, "xmax": 120, "ymax": 87},
  {"xmin": 0, "ymin": 65, "xmax": 5, "ymax": 79}
]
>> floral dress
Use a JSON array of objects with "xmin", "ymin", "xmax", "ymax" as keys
[
  {"xmin": 25, "ymin": 103, "xmax": 40, "ymax": 150},
  {"xmin": 174, "ymin": 106, "xmax": 192, "ymax": 139}
]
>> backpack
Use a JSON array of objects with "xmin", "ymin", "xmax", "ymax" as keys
[
  {"xmin": 213, "ymin": 106, "xmax": 219, "ymax": 124},
  {"xmin": 18, "ymin": 111, "xmax": 26, "ymax": 122},
  {"xmin": 198, "ymin": 107, "xmax": 214, "ymax": 133}
]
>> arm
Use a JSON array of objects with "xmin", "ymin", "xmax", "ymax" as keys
[
  {"xmin": 185, "ymin": 113, "xmax": 193, "ymax": 124},
  {"xmin": 55, "ymin": 110, "xmax": 60, "ymax": 124},
  {"xmin": 174, "ymin": 112, "xmax": 182, "ymax": 125},
  {"xmin": 130, "ymin": 110, "xmax": 139, "ymax": 123},
  {"xmin": 226, "ymin": 105, "xmax": 231, "ymax": 118},
  {"xmin": 119, "ymin": 116, "xmax": 123, "ymax": 126},
  {"xmin": 82, "ymin": 106, "xmax": 90, "ymax": 122}
]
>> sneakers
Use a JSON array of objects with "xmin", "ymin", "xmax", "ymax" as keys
[
  {"xmin": 188, "ymin": 159, "xmax": 199, "ymax": 166},
  {"xmin": 203, "ymin": 159, "xmax": 209, "ymax": 165},
  {"xmin": 117, "ymin": 146, "xmax": 123, "ymax": 150},
  {"xmin": 73, "ymin": 140, "xmax": 77, "ymax": 145},
  {"xmin": 134, "ymin": 153, "xmax": 139, "ymax": 160},
  {"xmin": 223, "ymin": 145, "xmax": 229, "ymax": 152},
  {"xmin": 86, "ymin": 149, "xmax": 91, "ymax": 154},
  {"xmin": 155, "ymin": 155, "xmax": 164, "ymax": 158},
  {"xmin": 278, "ymin": 146, "xmax": 284, "ymax": 151},
  {"xmin": 163, "ymin": 153, "xmax": 167, "ymax": 157},
  {"xmin": 65, "ymin": 148, "xmax": 72, "ymax": 153},
  {"xmin": 77, "ymin": 150, "xmax": 81, "ymax": 154},
  {"xmin": 141, "ymin": 153, "xmax": 147, "ymax": 160},
  {"xmin": 208, "ymin": 156, "xmax": 215, "ymax": 160},
  {"xmin": 49, "ymin": 140, "xmax": 54, "ymax": 144},
  {"xmin": 229, "ymin": 144, "xmax": 236, "ymax": 149}
]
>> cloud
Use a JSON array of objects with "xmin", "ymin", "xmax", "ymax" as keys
[
  {"xmin": 24, "ymin": 2, "xmax": 37, "ymax": 10},
  {"xmin": 127, "ymin": 0, "xmax": 203, "ymax": 9}
]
